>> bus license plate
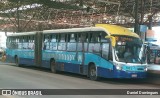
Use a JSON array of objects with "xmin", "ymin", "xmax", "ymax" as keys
[{"xmin": 132, "ymin": 74, "xmax": 137, "ymax": 78}]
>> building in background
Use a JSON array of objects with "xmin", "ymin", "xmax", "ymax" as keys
[
  {"xmin": 151, "ymin": 27, "xmax": 160, "ymax": 46},
  {"xmin": 128, "ymin": 26, "xmax": 160, "ymax": 45},
  {"xmin": 145, "ymin": 27, "xmax": 160, "ymax": 64},
  {"xmin": 0, "ymin": 31, "xmax": 7, "ymax": 48}
]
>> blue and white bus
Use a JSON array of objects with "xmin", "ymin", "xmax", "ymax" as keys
[{"xmin": 6, "ymin": 24, "xmax": 147, "ymax": 80}]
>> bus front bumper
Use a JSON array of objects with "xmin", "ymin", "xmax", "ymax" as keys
[{"xmin": 114, "ymin": 70, "xmax": 147, "ymax": 78}]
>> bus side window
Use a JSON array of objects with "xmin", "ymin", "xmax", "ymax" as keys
[
  {"xmin": 13, "ymin": 37, "xmax": 17, "ymax": 49},
  {"xmin": 28, "ymin": 36, "xmax": 30, "ymax": 49},
  {"xmin": 70, "ymin": 33, "xmax": 77, "ymax": 42},
  {"xmin": 48, "ymin": 35, "xmax": 52, "ymax": 50},
  {"xmin": 27, "ymin": 36, "xmax": 29, "ymax": 49},
  {"xmin": 10, "ymin": 37, "xmax": 12, "ymax": 49},
  {"xmin": 50, "ymin": 34, "xmax": 57, "ymax": 50},
  {"xmin": 77, "ymin": 33, "xmax": 88, "ymax": 52},
  {"xmin": 102, "ymin": 43, "xmax": 110, "ymax": 60},
  {"xmin": 46, "ymin": 35, "xmax": 50, "ymax": 50},
  {"xmin": 32, "ymin": 36, "xmax": 35, "ymax": 49},
  {"xmin": 22, "ymin": 36, "xmax": 28, "ymax": 49},
  {"xmin": 67, "ymin": 33, "xmax": 76, "ymax": 51},
  {"xmin": 84, "ymin": 33, "xmax": 88, "ymax": 52},
  {"xmin": 15, "ymin": 37, "xmax": 19, "ymax": 49},
  {"xmin": 11, "ymin": 37, "xmax": 14, "ymax": 49},
  {"xmin": 11, "ymin": 37, "xmax": 15, "ymax": 49},
  {"xmin": 51, "ymin": 34, "xmax": 57, "ymax": 42},
  {"xmin": 88, "ymin": 33, "xmax": 94, "ymax": 52},
  {"xmin": 58, "ymin": 34, "xmax": 66, "ymax": 51},
  {"xmin": 28, "ymin": 36, "xmax": 34, "ymax": 49},
  {"xmin": 19, "ymin": 37, "xmax": 23, "ymax": 49},
  {"xmin": 100, "ymin": 32, "xmax": 108, "ymax": 42},
  {"xmin": 43, "ymin": 35, "xmax": 50, "ymax": 50},
  {"xmin": 77, "ymin": 33, "xmax": 82, "ymax": 51},
  {"xmin": 99, "ymin": 32, "xmax": 110, "ymax": 60},
  {"xmin": 9, "ymin": 37, "xmax": 12, "ymax": 49},
  {"xmin": 88, "ymin": 32, "xmax": 101, "ymax": 55},
  {"xmin": 42, "ymin": 35, "xmax": 44, "ymax": 50}
]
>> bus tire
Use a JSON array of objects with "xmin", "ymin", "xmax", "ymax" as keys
[
  {"xmin": 15, "ymin": 56, "xmax": 20, "ymax": 67},
  {"xmin": 89, "ymin": 64, "xmax": 98, "ymax": 81},
  {"xmin": 50, "ymin": 59, "xmax": 57, "ymax": 73}
]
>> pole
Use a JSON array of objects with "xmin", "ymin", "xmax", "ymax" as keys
[
  {"xmin": 134, "ymin": 0, "xmax": 139, "ymax": 35},
  {"xmin": 148, "ymin": 15, "xmax": 153, "ymax": 30},
  {"xmin": 140, "ymin": 0, "xmax": 144, "ymax": 24},
  {"xmin": 17, "ymin": 0, "xmax": 20, "ymax": 32}
]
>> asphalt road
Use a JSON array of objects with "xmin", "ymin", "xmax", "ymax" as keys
[{"xmin": 0, "ymin": 62, "xmax": 159, "ymax": 98}]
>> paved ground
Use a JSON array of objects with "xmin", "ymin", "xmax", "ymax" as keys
[
  {"xmin": 0, "ymin": 62, "xmax": 159, "ymax": 98},
  {"xmin": 148, "ymin": 64, "xmax": 160, "ymax": 74}
]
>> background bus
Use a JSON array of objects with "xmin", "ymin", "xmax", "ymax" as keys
[{"xmin": 6, "ymin": 24, "xmax": 147, "ymax": 80}]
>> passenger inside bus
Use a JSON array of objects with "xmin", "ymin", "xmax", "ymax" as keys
[{"xmin": 124, "ymin": 48, "xmax": 132, "ymax": 58}]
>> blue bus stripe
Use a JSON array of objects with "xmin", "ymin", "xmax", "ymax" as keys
[{"xmin": 6, "ymin": 49, "xmax": 146, "ymax": 78}]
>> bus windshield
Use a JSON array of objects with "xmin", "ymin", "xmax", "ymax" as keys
[{"xmin": 114, "ymin": 36, "xmax": 146, "ymax": 64}]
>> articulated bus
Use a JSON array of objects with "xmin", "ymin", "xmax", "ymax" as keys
[{"xmin": 6, "ymin": 24, "xmax": 147, "ymax": 80}]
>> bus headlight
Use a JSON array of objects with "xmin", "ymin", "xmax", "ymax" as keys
[
  {"xmin": 116, "ymin": 66, "xmax": 122, "ymax": 70},
  {"xmin": 145, "ymin": 67, "xmax": 148, "ymax": 71},
  {"xmin": 114, "ymin": 62, "xmax": 122, "ymax": 70}
]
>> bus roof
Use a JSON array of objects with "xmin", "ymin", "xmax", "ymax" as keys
[
  {"xmin": 7, "ymin": 24, "xmax": 139, "ymax": 39},
  {"xmin": 95, "ymin": 24, "xmax": 140, "ymax": 38},
  {"xmin": 7, "ymin": 31, "xmax": 37, "ymax": 37},
  {"xmin": 43, "ymin": 27, "xmax": 105, "ymax": 34}
]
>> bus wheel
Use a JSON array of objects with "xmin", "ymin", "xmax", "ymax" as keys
[
  {"xmin": 89, "ymin": 64, "xmax": 98, "ymax": 81},
  {"xmin": 50, "ymin": 60, "xmax": 57, "ymax": 73},
  {"xmin": 15, "ymin": 56, "xmax": 20, "ymax": 67}
]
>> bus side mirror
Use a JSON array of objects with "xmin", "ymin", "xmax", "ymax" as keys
[{"xmin": 105, "ymin": 36, "xmax": 116, "ymax": 47}]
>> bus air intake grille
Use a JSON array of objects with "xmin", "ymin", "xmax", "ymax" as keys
[{"xmin": 137, "ymin": 68, "xmax": 144, "ymax": 70}]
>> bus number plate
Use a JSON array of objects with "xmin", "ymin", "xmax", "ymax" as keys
[{"xmin": 132, "ymin": 74, "xmax": 137, "ymax": 78}]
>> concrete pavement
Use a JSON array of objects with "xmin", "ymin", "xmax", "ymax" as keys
[{"xmin": 0, "ymin": 62, "xmax": 159, "ymax": 98}]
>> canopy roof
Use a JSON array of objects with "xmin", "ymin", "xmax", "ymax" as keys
[{"xmin": 0, "ymin": 0, "xmax": 160, "ymax": 32}]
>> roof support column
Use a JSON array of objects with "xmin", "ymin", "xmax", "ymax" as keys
[
  {"xmin": 16, "ymin": 0, "xmax": 20, "ymax": 32},
  {"xmin": 140, "ymin": 0, "xmax": 144, "ymax": 24},
  {"xmin": 148, "ymin": 15, "xmax": 153, "ymax": 30},
  {"xmin": 134, "ymin": 0, "xmax": 139, "ymax": 35}
]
